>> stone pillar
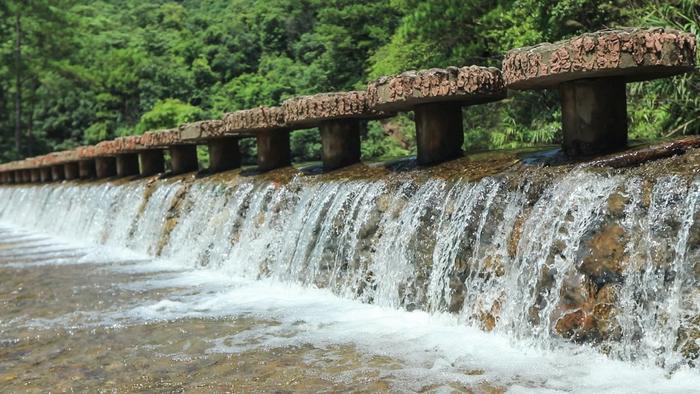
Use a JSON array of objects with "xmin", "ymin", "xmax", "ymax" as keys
[
  {"xmin": 64, "ymin": 162, "xmax": 80, "ymax": 180},
  {"xmin": 20, "ymin": 170, "xmax": 28, "ymax": 183},
  {"xmin": 256, "ymin": 130, "xmax": 291, "ymax": 172},
  {"xmin": 95, "ymin": 157, "xmax": 117, "ymax": 178},
  {"xmin": 116, "ymin": 153, "xmax": 140, "ymax": 177},
  {"xmin": 319, "ymin": 119, "xmax": 362, "ymax": 170},
  {"xmin": 79, "ymin": 160, "xmax": 96, "ymax": 179},
  {"xmin": 559, "ymin": 77, "xmax": 627, "ymax": 157},
  {"xmin": 30, "ymin": 169, "xmax": 41, "ymax": 183},
  {"xmin": 169, "ymin": 145, "xmax": 198, "ymax": 175},
  {"xmin": 139, "ymin": 150, "xmax": 165, "ymax": 176},
  {"xmin": 51, "ymin": 165, "xmax": 65, "ymax": 182},
  {"xmin": 208, "ymin": 137, "xmax": 241, "ymax": 173},
  {"xmin": 40, "ymin": 167, "xmax": 52, "ymax": 182},
  {"xmin": 414, "ymin": 102, "xmax": 464, "ymax": 165}
]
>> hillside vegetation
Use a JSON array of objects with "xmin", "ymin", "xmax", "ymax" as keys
[{"xmin": 0, "ymin": 0, "xmax": 697, "ymax": 162}]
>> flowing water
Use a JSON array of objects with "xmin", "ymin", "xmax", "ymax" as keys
[{"xmin": 0, "ymin": 151, "xmax": 698, "ymax": 392}]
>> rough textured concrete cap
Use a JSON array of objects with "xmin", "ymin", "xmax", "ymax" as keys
[
  {"xmin": 77, "ymin": 145, "xmax": 98, "ymax": 160},
  {"xmin": 140, "ymin": 128, "xmax": 187, "ymax": 148},
  {"xmin": 95, "ymin": 140, "xmax": 121, "ymax": 156},
  {"xmin": 222, "ymin": 107, "xmax": 286, "ymax": 134},
  {"xmin": 180, "ymin": 119, "xmax": 226, "ymax": 141},
  {"xmin": 32, "ymin": 150, "xmax": 79, "ymax": 167},
  {"xmin": 112, "ymin": 135, "xmax": 145, "ymax": 153},
  {"xmin": 503, "ymin": 27, "xmax": 697, "ymax": 89},
  {"xmin": 283, "ymin": 91, "xmax": 385, "ymax": 127},
  {"xmin": 367, "ymin": 66, "xmax": 506, "ymax": 111}
]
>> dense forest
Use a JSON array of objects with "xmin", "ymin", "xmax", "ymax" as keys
[{"xmin": 0, "ymin": 0, "xmax": 698, "ymax": 163}]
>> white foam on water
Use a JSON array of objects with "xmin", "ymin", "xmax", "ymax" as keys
[{"xmin": 111, "ymin": 266, "xmax": 700, "ymax": 394}]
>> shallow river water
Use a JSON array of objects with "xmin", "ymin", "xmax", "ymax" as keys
[
  {"xmin": 0, "ymin": 224, "xmax": 697, "ymax": 393},
  {"xmin": 1, "ymin": 150, "xmax": 700, "ymax": 392}
]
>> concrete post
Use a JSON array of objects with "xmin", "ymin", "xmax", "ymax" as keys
[
  {"xmin": 208, "ymin": 137, "xmax": 241, "ymax": 173},
  {"xmin": 30, "ymin": 169, "xmax": 41, "ymax": 183},
  {"xmin": 116, "ymin": 153, "xmax": 140, "ymax": 177},
  {"xmin": 64, "ymin": 162, "xmax": 80, "ymax": 180},
  {"xmin": 256, "ymin": 130, "xmax": 291, "ymax": 172},
  {"xmin": 95, "ymin": 157, "xmax": 117, "ymax": 178},
  {"xmin": 40, "ymin": 167, "xmax": 52, "ymax": 182},
  {"xmin": 51, "ymin": 165, "xmax": 65, "ymax": 182},
  {"xmin": 79, "ymin": 160, "xmax": 96, "ymax": 179},
  {"xmin": 414, "ymin": 102, "xmax": 464, "ymax": 165},
  {"xmin": 139, "ymin": 150, "xmax": 165, "ymax": 176},
  {"xmin": 319, "ymin": 119, "xmax": 362, "ymax": 170},
  {"xmin": 169, "ymin": 145, "xmax": 198, "ymax": 175},
  {"xmin": 559, "ymin": 77, "xmax": 628, "ymax": 157}
]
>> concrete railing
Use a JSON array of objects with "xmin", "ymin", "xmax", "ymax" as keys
[{"xmin": 0, "ymin": 28, "xmax": 695, "ymax": 184}]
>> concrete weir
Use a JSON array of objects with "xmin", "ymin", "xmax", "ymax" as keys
[
  {"xmin": 503, "ymin": 27, "xmax": 696, "ymax": 157},
  {"xmin": 368, "ymin": 66, "xmax": 506, "ymax": 165}
]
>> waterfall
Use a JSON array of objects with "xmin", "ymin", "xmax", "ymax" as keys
[{"xmin": 1, "ymin": 164, "xmax": 698, "ymax": 371}]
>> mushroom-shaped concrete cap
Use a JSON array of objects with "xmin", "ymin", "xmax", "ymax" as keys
[
  {"xmin": 503, "ymin": 27, "xmax": 697, "ymax": 89},
  {"xmin": 283, "ymin": 91, "xmax": 385, "ymax": 128},
  {"xmin": 95, "ymin": 140, "xmax": 121, "ymax": 157},
  {"xmin": 140, "ymin": 128, "xmax": 183, "ymax": 148},
  {"xmin": 222, "ymin": 106, "xmax": 286, "ymax": 133},
  {"xmin": 55, "ymin": 149, "xmax": 80, "ymax": 164},
  {"xmin": 180, "ymin": 119, "xmax": 225, "ymax": 141},
  {"xmin": 367, "ymin": 66, "xmax": 506, "ymax": 111},
  {"xmin": 112, "ymin": 135, "xmax": 145, "ymax": 153},
  {"xmin": 77, "ymin": 145, "xmax": 98, "ymax": 160}
]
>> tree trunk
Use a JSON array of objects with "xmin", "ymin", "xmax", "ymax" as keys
[{"xmin": 14, "ymin": 7, "xmax": 22, "ymax": 154}]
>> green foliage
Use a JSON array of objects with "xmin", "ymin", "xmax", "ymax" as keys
[
  {"xmin": 627, "ymin": 0, "xmax": 700, "ymax": 137},
  {"xmin": 84, "ymin": 121, "xmax": 109, "ymax": 144},
  {"xmin": 134, "ymin": 99, "xmax": 203, "ymax": 135},
  {"xmin": 291, "ymin": 129, "xmax": 321, "ymax": 162},
  {"xmin": 362, "ymin": 119, "xmax": 414, "ymax": 160}
]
